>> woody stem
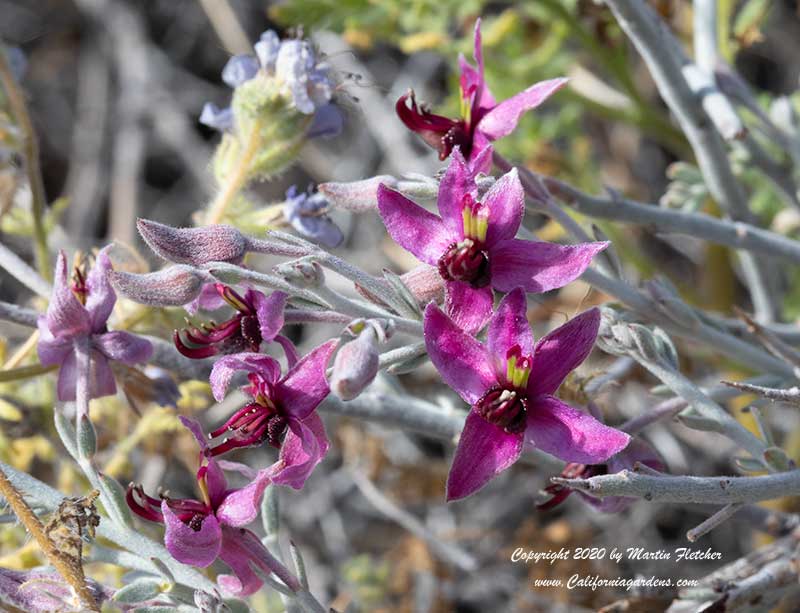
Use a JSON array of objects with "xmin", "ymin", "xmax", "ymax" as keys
[{"xmin": 0, "ymin": 466, "xmax": 99, "ymax": 611}]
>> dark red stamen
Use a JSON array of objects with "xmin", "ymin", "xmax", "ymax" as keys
[
  {"xmin": 438, "ymin": 240, "xmax": 491, "ymax": 287},
  {"xmin": 537, "ymin": 463, "xmax": 607, "ymax": 510},
  {"xmin": 173, "ymin": 285, "xmax": 264, "ymax": 359},
  {"xmin": 207, "ymin": 401, "xmax": 289, "ymax": 457},
  {"xmin": 474, "ymin": 386, "xmax": 528, "ymax": 433},
  {"xmin": 395, "ymin": 91, "xmax": 472, "ymax": 160}
]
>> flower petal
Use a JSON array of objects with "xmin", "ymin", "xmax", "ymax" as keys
[
  {"xmin": 444, "ymin": 280, "xmax": 493, "ymax": 335},
  {"xmin": 275, "ymin": 339, "xmax": 337, "ymax": 421},
  {"xmin": 161, "ymin": 502, "xmax": 221, "ymax": 567},
  {"xmin": 524, "ymin": 395, "xmax": 630, "ymax": 464},
  {"xmin": 55, "ymin": 351, "xmax": 78, "ymax": 401},
  {"xmin": 217, "ymin": 527, "xmax": 264, "ymax": 597},
  {"xmin": 46, "ymin": 252, "xmax": 90, "ymax": 338},
  {"xmin": 423, "ymin": 302, "xmax": 495, "ymax": 404},
  {"xmin": 209, "ymin": 353, "xmax": 282, "ymax": 402},
  {"xmin": 93, "ymin": 330, "xmax": 153, "ymax": 365},
  {"xmin": 490, "ymin": 239, "xmax": 608, "ymax": 293},
  {"xmin": 527, "ymin": 308, "xmax": 600, "ymax": 397},
  {"xmin": 85, "ymin": 246, "xmax": 117, "ymax": 332},
  {"xmin": 36, "ymin": 317, "xmax": 72, "ymax": 367},
  {"xmin": 377, "ymin": 184, "xmax": 453, "ymax": 265},
  {"xmin": 467, "ymin": 139, "xmax": 493, "ymax": 175},
  {"xmin": 436, "ymin": 149, "xmax": 473, "ymax": 235},
  {"xmin": 203, "ymin": 460, "xmax": 228, "ymax": 509},
  {"xmin": 179, "ymin": 415, "xmax": 210, "ymax": 453},
  {"xmin": 89, "ymin": 349, "xmax": 117, "ymax": 399},
  {"xmin": 251, "ymin": 290, "xmax": 287, "ymax": 342},
  {"xmin": 216, "ymin": 468, "xmax": 272, "ymax": 527},
  {"xmin": 458, "ymin": 18, "xmax": 496, "ymax": 113},
  {"xmin": 477, "ymin": 77, "xmax": 569, "ymax": 140},
  {"xmin": 483, "ymin": 168, "xmax": 524, "ymax": 248},
  {"xmin": 270, "ymin": 413, "xmax": 329, "ymax": 489},
  {"xmin": 487, "ymin": 288, "xmax": 533, "ymax": 378},
  {"xmin": 446, "ymin": 410, "xmax": 523, "ymax": 501}
]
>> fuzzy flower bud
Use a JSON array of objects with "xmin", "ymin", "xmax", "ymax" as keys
[
  {"xmin": 109, "ymin": 265, "xmax": 212, "ymax": 307},
  {"xmin": 319, "ymin": 176, "xmax": 398, "ymax": 212},
  {"xmin": 275, "ymin": 258, "xmax": 325, "ymax": 288},
  {"xmin": 137, "ymin": 219, "xmax": 249, "ymax": 265},
  {"xmin": 331, "ymin": 325, "xmax": 380, "ymax": 400}
]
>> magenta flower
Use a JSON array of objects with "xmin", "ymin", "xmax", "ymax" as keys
[
  {"xmin": 378, "ymin": 152, "xmax": 607, "ymax": 332},
  {"xmin": 208, "ymin": 340, "xmax": 338, "ymax": 488},
  {"xmin": 174, "ymin": 284, "xmax": 292, "ymax": 360},
  {"xmin": 36, "ymin": 248, "xmax": 152, "ymax": 403},
  {"xmin": 424, "ymin": 288, "xmax": 630, "ymax": 500},
  {"xmin": 396, "ymin": 18, "xmax": 567, "ymax": 172},
  {"xmin": 127, "ymin": 417, "xmax": 279, "ymax": 596},
  {"xmin": 538, "ymin": 438, "xmax": 665, "ymax": 513}
]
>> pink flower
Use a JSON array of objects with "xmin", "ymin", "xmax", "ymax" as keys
[
  {"xmin": 378, "ymin": 152, "xmax": 607, "ymax": 332},
  {"xmin": 127, "ymin": 417, "xmax": 280, "ymax": 597},
  {"xmin": 36, "ymin": 248, "xmax": 152, "ymax": 403},
  {"xmin": 538, "ymin": 438, "xmax": 665, "ymax": 513},
  {"xmin": 396, "ymin": 18, "xmax": 567, "ymax": 172},
  {"xmin": 208, "ymin": 340, "xmax": 338, "ymax": 489},
  {"xmin": 173, "ymin": 284, "xmax": 293, "ymax": 360},
  {"xmin": 423, "ymin": 288, "xmax": 630, "ymax": 500}
]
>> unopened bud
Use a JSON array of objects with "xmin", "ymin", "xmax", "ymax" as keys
[
  {"xmin": 331, "ymin": 326, "xmax": 379, "ymax": 400},
  {"xmin": 137, "ymin": 219, "xmax": 249, "ymax": 265},
  {"xmin": 275, "ymin": 258, "xmax": 324, "ymax": 287},
  {"xmin": 319, "ymin": 176, "xmax": 397, "ymax": 212},
  {"xmin": 110, "ymin": 265, "xmax": 211, "ymax": 307},
  {"xmin": 401, "ymin": 265, "xmax": 445, "ymax": 304}
]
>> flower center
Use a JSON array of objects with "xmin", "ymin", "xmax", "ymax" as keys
[
  {"xmin": 71, "ymin": 266, "xmax": 88, "ymax": 305},
  {"xmin": 174, "ymin": 285, "xmax": 263, "ymax": 359},
  {"xmin": 474, "ymin": 386, "xmax": 528, "ymax": 433},
  {"xmin": 207, "ymin": 390, "xmax": 289, "ymax": 457},
  {"xmin": 438, "ymin": 239, "xmax": 490, "ymax": 287}
]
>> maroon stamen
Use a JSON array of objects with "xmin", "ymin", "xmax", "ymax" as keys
[
  {"xmin": 537, "ymin": 463, "xmax": 607, "ymax": 510},
  {"xmin": 438, "ymin": 240, "xmax": 491, "ymax": 287},
  {"xmin": 173, "ymin": 285, "xmax": 264, "ymax": 359},
  {"xmin": 474, "ymin": 386, "xmax": 528, "ymax": 433},
  {"xmin": 395, "ymin": 91, "xmax": 472, "ymax": 160}
]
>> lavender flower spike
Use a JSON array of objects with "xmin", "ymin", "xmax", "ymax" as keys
[
  {"xmin": 127, "ymin": 417, "xmax": 281, "ymax": 597},
  {"xmin": 424, "ymin": 288, "xmax": 630, "ymax": 500},
  {"xmin": 397, "ymin": 18, "xmax": 567, "ymax": 172},
  {"xmin": 379, "ymin": 151, "xmax": 607, "ymax": 332},
  {"xmin": 209, "ymin": 340, "xmax": 338, "ymax": 489},
  {"xmin": 37, "ymin": 249, "xmax": 152, "ymax": 406},
  {"xmin": 137, "ymin": 218, "xmax": 249, "ymax": 266},
  {"xmin": 284, "ymin": 186, "xmax": 344, "ymax": 248}
]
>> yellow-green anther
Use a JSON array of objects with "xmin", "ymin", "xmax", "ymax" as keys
[
  {"xmin": 475, "ymin": 215, "xmax": 488, "ymax": 242},
  {"xmin": 506, "ymin": 355, "xmax": 517, "ymax": 384}
]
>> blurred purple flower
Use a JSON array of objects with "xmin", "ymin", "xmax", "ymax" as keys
[
  {"xmin": 538, "ymin": 438, "xmax": 665, "ymax": 513},
  {"xmin": 378, "ymin": 152, "xmax": 607, "ymax": 332},
  {"xmin": 424, "ymin": 288, "xmax": 630, "ymax": 501},
  {"xmin": 208, "ymin": 340, "xmax": 338, "ymax": 488},
  {"xmin": 173, "ymin": 284, "xmax": 292, "ymax": 360},
  {"xmin": 127, "ymin": 417, "xmax": 280, "ymax": 597},
  {"xmin": 36, "ymin": 248, "xmax": 152, "ymax": 406},
  {"xmin": 396, "ymin": 19, "xmax": 567, "ymax": 172},
  {"xmin": 200, "ymin": 30, "xmax": 342, "ymax": 138},
  {"xmin": 0, "ymin": 567, "xmax": 116, "ymax": 612},
  {"xmin": 284, "ymin": 185, "xmax": 344, "ymax": 248}
]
